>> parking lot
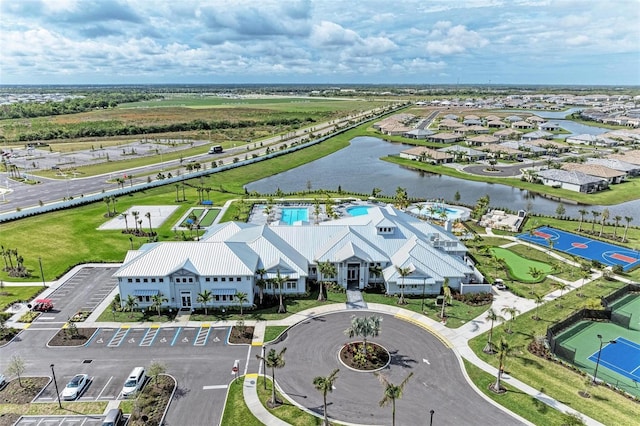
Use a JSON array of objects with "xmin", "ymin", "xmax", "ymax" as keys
[{"xmin": 87, "ymin": 326, "xmax": 230, "ymax": 348}]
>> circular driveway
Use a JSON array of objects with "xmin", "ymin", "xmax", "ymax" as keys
[
  {"xmin": 463, "ymin": 163, "xmax": 524, "ymax": 177},
  {"xmin": 271, "ymin": 311, "xmax": 525, "ymax": 426}
]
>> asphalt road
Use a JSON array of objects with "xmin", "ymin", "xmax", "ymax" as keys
[{"xmin": 269, "ymin": 311, "xmax": 525, "ymax": 426}]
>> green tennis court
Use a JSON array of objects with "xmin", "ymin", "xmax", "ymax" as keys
[
  {"xmin": 490, "ymin": 247, "xmax": 553, "ymax": 282},
  {"xmin": 554, "ymin": 319, "xmax": 640, "ymax": 398}
]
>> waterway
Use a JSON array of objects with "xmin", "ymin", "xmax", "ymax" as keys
[
  {"xmin": 499, "ymin": 108, "xmax": 609, "ymax": 139},
  {"xmin": 246, "ymin": 136, "xmax": 640, "ymax": 224}
]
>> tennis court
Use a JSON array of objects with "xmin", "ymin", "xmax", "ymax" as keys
[
  {"xmin": 517, "ymin": 226, "xmax": 640, "ymax": 271},
  {"xmin": 588, "ymin": 337, "xmax": 640, "ymax": 382}
]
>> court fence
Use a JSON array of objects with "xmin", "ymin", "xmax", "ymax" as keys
[{"xmin": 547, "ymin": 308, "xmax": 610, "ymax": 361}]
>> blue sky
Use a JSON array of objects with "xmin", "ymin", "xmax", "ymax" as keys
[{"xmin": 1, "ymin": 0, "xmax": 639, "ymax": 86}]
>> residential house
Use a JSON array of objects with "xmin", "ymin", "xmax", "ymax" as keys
[
  {"xmin": 437, "ymin": 145, "xmax": 486, "ymax": 161},
  {"xmin": 399, "ymin": 146, "xmax": 454, "ymax": 164},
  {"xmin": 466, "ymin": 134, "xmax": 499, "ymax": 146},
  {"xmin": 494, "ymin": 129, "xmax": 523, "ymax": 140},
  {"xmin": 536, "ymin": 169, "xmax": 608, "ymax": 193},
  {"xmin": 404, "ymin": 129, "xmax": 435, "ymax": 139},
  {"xmin": 478, "ymin": 144, "xmax": 523, "ymax": 160},
  {"xmin": 512, "ymin": 121, "xmax": 534, "ymax": 130},
  {"xmin": 589, "ymin": 157, "xmax": 640, "ymax": 176},
  {"xmin": 540, "ymin": 122, "xmax": 561, "ymax": 131},
  {"xmin": 561, "ymin": 163, "xmax": 626, "ymax": 184},
  {"xmin": 486, "ymin": 120, "xmax": 507, "ymax": 128},
  {"xmin": 521, "ymin": 130, "xmax": 554, "ymax": 140},
  {"xmin": 427, "ymin": 133, "xmax": 464, "ymax": 143}
]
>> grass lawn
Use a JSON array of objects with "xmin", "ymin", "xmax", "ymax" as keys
[
  {"xmin": 0, "ymin": 402, "xmax": 108, "ymax": 416},
  {"xmin": 256, "ymin": 377, "xmax": 325, "ymax": 426},
  {"xmin": 220, "ymin": 377, "xmax": 262, "ymax": 426},
  {"xmin": 362, "ymin": 290, "xmax": 490, "ymax": 329},
  {"xmin": 468, "ymin": 278, "xmax": 639, "ymax": 426},
  {"xmin": 96, "ymin": 307, "xmax": 175, "ymax": 323},
  {"xmin": 490, "ymin": 247, "xmax": 553, "ymax": 282},
  {"xmin": 462, "ymin": 360, "xmax": 572, "ymax": 426},
  {"xmin": 0, "ymin": 286, "xmax": 45, "ymax": 309},
  {"xmin": 264, "ymin": 326, "xmax": 289, "ymax": 343}
]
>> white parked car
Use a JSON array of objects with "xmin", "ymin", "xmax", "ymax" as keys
[
  {"xmin": 494, "ymin": 279, "xmax": 507, "ymax": 290},
  {"xmin": 61, "ymin": 374, "xmax": 89, "ymax": 400}
]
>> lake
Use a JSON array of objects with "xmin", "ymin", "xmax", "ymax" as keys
[{"xmin": 246, "ymin": 136, "xmax": 640, "ymax": 224}]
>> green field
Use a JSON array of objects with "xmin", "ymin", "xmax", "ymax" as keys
[
  {"xmin": 490, "ymin": 247, "xmax": 553, "ymax": 282},
  {"xmin": 198, "ymin": 208, "xmax": 220, "ymax": 227}
]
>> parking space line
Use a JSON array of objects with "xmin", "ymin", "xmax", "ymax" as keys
[
  {"xmin": 107, "ymin": 327, "xmax": 130, "ymax": 347},
  {"xmin": 171, "ymin": 327, "xmax": 182, "ymax": 346},
  {"xmin": 225, "ymin": 327, "xmax": 231, "ymax": 345},
  {"xmin": 140, "ymin": 328, "xmax": 159, "ymax": 346},
  {"xmin": 194, "ymin": 325, "xmax": 211, "ymax": 346},
  {"xmin": 96, "ymin": 376, "xmax": 113, "ymax": 400}
]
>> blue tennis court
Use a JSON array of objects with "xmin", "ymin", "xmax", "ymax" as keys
[
  {"xmin": 587, "ymin": 337, "xmax": 640, "ymax": 382},
  {"xmin": 517, "ymin": 226, "xmax": 640, "ymax": 271}
]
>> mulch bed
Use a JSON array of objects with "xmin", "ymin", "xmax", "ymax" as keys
[
  {"xmin": 127, "ymin": 375, "xmax": 175, "ymax": 426},
  {"xmin": 340, "ymin": 341, "xmax": 390, "ymax": 371},
  {"xmin": 228, "ymin": 326, "xmax": 254, "ymax": 344},
  {"xmin": 48, "ymin": 328, "xmax": 97, "ymax": 347},
  {"xmin": 0, "ymin": 376, "xmax": 50, "ymax": 425}
]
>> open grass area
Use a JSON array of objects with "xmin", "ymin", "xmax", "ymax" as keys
[
  {"xmin": 220, "ymin": 377, "xmax": 262, "ymax": 426},
  {"xmin": 462, "ymin": 360, "xmax": 571, "ymax": 426},
  {"xmin": 256, "ymin": 377, "xmax": 325, "ymax": 426},
  {"xmin": 384, "ymin": 156, "xmax": 640, "ymax": 205},
  {"xmin": 0, "ymin": 286, "xmax": 45, "ymax": 309},
  {"xmin": 362, "ymin": 290, "xmax": 491, "ymax": 328},
  {"xmin": 264, "ymin": 326, "xmax": 289, "ymax": 343},
  {"xmin": 468, "ymin": 278, "xmax": 639, "ymax": 426}
]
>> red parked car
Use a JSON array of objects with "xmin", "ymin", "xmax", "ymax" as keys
[{"xmin": 31, "ymin": 299, "xmax": 54, "ymax": 312}]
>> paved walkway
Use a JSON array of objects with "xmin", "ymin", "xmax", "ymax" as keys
[{"xmin": 2, "ymin": 261, "xmax": 614, "ymax": 425}]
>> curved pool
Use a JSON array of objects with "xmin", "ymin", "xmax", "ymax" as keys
[
  {"xmin": 411, "ymin": 204, "xmax": 470, "ymax": 221},
  {"xmin": 346, "ymin": 206, "xmax": 371, "ymax": 216}
]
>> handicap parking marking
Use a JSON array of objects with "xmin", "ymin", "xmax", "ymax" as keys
[
  {"xmin": 140, "ymin": 326, "xmax": 160, "ymax": 347},
  {"xmin": 173, "ymin": 327, "xmax": 198, "ymax": 346},
  {"xmin": 194, "ymin": 325, "xmax": 211, "ymax": 346},
  {"xmin": 122, "ymin": 328, "xmax": 147, "ymax": 346},
  {"xmin": 88, "ymin": 328, "xmax": 115, "ymax": 347},
  {"xmin": 152, "ymin": 327, "xmax": 179, "ymax": 346},
  {"xmin": 207, "ymin": 327, "xmax": 229, "ymax": 346},
  {"xmin": 107, "ymin": 326, "xmax": 130, "ymax": 347}
]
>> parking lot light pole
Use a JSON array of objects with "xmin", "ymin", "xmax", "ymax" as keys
[
  {"xmin": 429, "ymin": 409, "xmax": 435, "ymax": 426},
  {"xmin": 38, "ymin": 257, "xmax": 46, "ymax": 288},
  {"xmin": 50, "ymin": 364, "xmax": 62, "ymax": 409},
  {"xmin": 593, "ymin": 334, "xmax": 616, "ymax": 384},
  {"xmin": 262, "ymin": 346, "xmax": 267, "ymax": 390}
]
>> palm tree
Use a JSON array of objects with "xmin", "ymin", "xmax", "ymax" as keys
[
  {"xmin": 375, "ymin": 371, "xmax": 413, "ymax": 426},
  {"xmin": 394, "ymin": 265, "xmax": 411, "ymax": 305},
  {"xmin": 255, "ymin": 268, "xmax": 267, "ymax": 305},
  {"xmin": 590, "ymin": 210, "xmax": 600, "ymax": 233},
  {"xmin": 344, "ymin": 315, "xmax": 382, "ymax": 355},
  {"xmin": 599, "ymin": 208, "xmax": 609, "ymax": 237},
  {"xmin": 493, "ymin": 337, "xmax": 522, "ymax": 392},
  {"xmin": 577, "ymin": 209, "xmax": 588, "ymax": 232},
  {"xmin": 501, "ymin": 306, "xmax": 520, "ymax": 334},
  {"xmin": 613, "ymin": 215, "xmax": 622, "ymax": 238},
  {"xmin": 622, "ymin": 216, "xmax": 633, "ymax": 242},
  {"xmin": 124, "ymin": 294, "xmax": 138, "ymax": 318},
  {"xmin": 255, "ymin": 347, "xmax": 287, "ymax": 407},
  {"xmin": 104, "ymin": 197, "xmax": 111, "ymax": 217},
  {"xmin": 121, "ymin": 212, "xmax": 129, "ymax": 232},
  {"xmin": 271, "ymin": 269, "xmax": 288, "ymax": 313},
  {"xmin": 484, "ymin": 308, "xmax": 504, "ymax": 353},
  {"xmin": 196, "ymin": 290, "xmax": 213, "ymax": 315},
  {"xmin": 553, "ymin": 281, "xmax": 569, "ymax": 297},
  {"xmin": 131, "ymin": 210, "xmax": 139, "ymax": 233},
  {"xmin": 533, "ymin": 293, "xmax": 544, "ymax": 321},
  {"xmin": 150, "ymin": 292, "xmax": 168, "ymax": 316},
  {"xmin": 235, "ymin": 291, "xmax": 248, "ymax": 316},
  {"xmin": 369, "ymin": 263, "xmax": 382, "ymax": 288},
  {"xmin": 440, "ymin": 278, "xmax": 451, "ymax": 319},
  {"xmin": 313, "ymin": 369, "xmax": 339, "ymax": 426},
  {"xmin": 145, "ymin": 211, "xmax": 153, "ymax": 236},
  {"xmin": 316, "ymin": 260, "xmax": 336, "ymax": 302}
]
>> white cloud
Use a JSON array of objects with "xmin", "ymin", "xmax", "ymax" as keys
[{"xmin": 425, "ymin": 22, "xmax": 489, "ymax": 55}]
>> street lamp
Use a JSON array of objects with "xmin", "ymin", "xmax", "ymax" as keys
[
  {"xmin": 50, "ymin": 364, "xmax": 62, "ymax": 409},
  {"xmin": 593, "ymin": 334, "xmax": 616, "ymax": 384},
  {"xmin": 429, "ymin": 409, "xmax": 435, "ymax": 426},
  {"xmin": 262, "ymin": 346, "xmax": 267, "ymax": 390},
  {"xmin": 38, "ymin": 257, "xmax": 46, "ymax": 288}
]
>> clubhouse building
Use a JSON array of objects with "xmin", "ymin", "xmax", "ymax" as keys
[{"xmin": 114, "ymin": 204, "xmax": 487, "ymax": 311}]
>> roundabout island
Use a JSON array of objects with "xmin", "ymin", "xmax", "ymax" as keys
[{"xmin": 268, "ymin": 311, "xmax": 526, "ymax": 426}]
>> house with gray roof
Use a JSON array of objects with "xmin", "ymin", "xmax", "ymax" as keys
[
  {"xmin": 114, "ymin": 205, "xmax": 486, "ymax": 311},
  {"xmin": 586, "ymin": 157, "xmax": 640, "ymax": 176},
  {"xmin": 561, "ymin": 163, "xmax": 626, "ymax": 184},
  {"xmin": 521, "ymin": 130, "xmax": 554, "ymax": 140},
  {"xmin": 536, "ymin": 169, "xmax": 608, "ymax": 193},
  {"xmin": 437, "ymin": 145, "xmax": 486, "ymax": 161}
]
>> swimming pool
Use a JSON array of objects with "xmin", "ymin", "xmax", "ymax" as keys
[
  {"xmin": 281, "ymin": 207, "xmax": 309, "ymax": 225},
  {"xmin": 346, "ymin": 206, "xmax": 371, "ymax": 216},
  {"xmin": 411, "ymin": 204, "xmax": 469, "ymax": 221}
]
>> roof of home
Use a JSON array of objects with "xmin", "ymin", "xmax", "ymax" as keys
[
  {"xmin": 537, "ymin": 169, "xmax": 606, "ymax": 185},
  {"xmin": 478, "ymin": 144, "xmax": 522, "ymax": 154},
  {"xmin": 586, "ymin": 157, "xmax": 639, "ymax": 172},
  {"xmin": 437, "ymin": 145, "xmax": 485, "ymax": 155},
  {"xmin": 401, "ymin": 146, "xmax": 454, "ymax": 160},
  {"xmin": 115, "ymin": 205, "xmax": 472, "ymax": 283},
  {"xmin": 521, "ymin": 130, "xmax": 553, "ymax": 139},
  {"xmin": 561, "ymin": 163, "xmax": 627, "ymax": 178},
  {"xmin": 467, "ymin": 134, "xmax": 499, "ymax": 144},
  {"xmin": 607, "ymin": 153, "xmax": 640, "ymax": 165}
]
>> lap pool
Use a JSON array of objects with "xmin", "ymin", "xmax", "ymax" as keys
[{"xmin": 281, "ymin": 207, "xmax": 309, "ymax": 225}]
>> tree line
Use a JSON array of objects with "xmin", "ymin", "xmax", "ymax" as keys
[{"xmin": 14, "ymin": 116, "xmax": 316, "ymax": 141}]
